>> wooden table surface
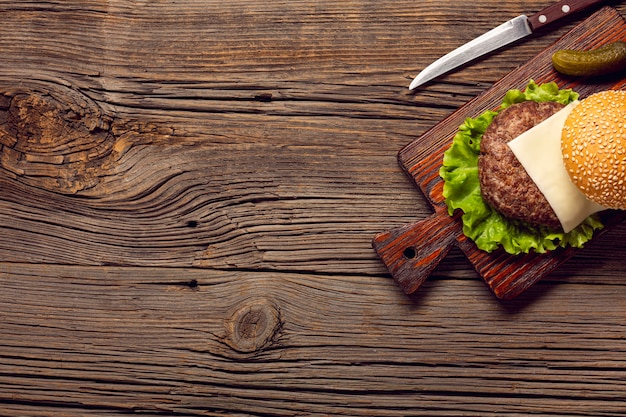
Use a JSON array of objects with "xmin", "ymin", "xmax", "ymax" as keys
[{"xmin": 1, "ymin": 1, "xmax": 626, "ymax": 415}]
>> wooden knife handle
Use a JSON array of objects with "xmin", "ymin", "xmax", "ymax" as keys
[
  {"xmin": 372, "ymin": 210, "xmax": 463, "ymax": 295},
  {"xmin": 528, "ymin": 0, "xmax": 605, "ymax": 31}
]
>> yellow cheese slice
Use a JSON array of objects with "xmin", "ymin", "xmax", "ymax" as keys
[{"xmin": 507, "ymin": 100, "xmax": 605, "ymax": 233}]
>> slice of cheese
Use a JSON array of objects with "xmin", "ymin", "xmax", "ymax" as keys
[{"xmin": 507, "ymin": 100, "xmax": 605, "ymax": 233}]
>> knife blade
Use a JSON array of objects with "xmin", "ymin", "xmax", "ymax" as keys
[{"xmin": 409, "ymin": 0, "xmax": 606, "ymax": 90}]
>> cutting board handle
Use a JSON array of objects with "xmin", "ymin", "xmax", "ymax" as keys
[{"xmin": 372, "ymin": 210, "xmax": 462, "ymax": 294}]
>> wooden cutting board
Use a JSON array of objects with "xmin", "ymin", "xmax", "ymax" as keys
[{"xmin": 373, "ymin": 6, "xmax": 626, "ymax": 300}]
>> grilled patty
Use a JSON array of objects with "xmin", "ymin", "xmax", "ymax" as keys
[{"xmin": 478, "ymin": 100, "xmax": 564, "ymax": 229}]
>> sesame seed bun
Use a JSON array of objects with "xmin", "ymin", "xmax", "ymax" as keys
[{"xmin": 561, "ymin": 90, "xmax": 626, "ymax": 209}]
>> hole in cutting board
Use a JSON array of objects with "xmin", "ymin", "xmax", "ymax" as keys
[{"xmin": 403, "ymin": 247, "xmax": 417, "ymax": 259}]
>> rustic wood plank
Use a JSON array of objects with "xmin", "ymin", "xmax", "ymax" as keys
[
  {"xmin": 0, "ymin": 263, "xmax": 625, "ymax": 416},
  {"xmin": 0, "ymin": 0, "xmax": 625, "ymax": 415}
]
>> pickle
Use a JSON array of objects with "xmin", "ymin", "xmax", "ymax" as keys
[{"xmin": 551, "ymin": 41, "xmax": 626, "ymax": 77}]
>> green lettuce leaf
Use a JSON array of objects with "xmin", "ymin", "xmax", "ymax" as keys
[{"xmin": 440, "ymin": 80, "xmax": 603, "ymax": 255}]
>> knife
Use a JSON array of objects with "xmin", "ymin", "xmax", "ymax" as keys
[{"xmin": 409, "ymin": 0, "xmax": 606, "ymax": 90}]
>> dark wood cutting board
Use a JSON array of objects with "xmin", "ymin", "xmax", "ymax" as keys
[{"xmin": 373, "ymin": 6, "xmax": 626, "ymax": 300}]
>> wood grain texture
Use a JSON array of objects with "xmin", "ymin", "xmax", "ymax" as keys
[
  {"xmin": 2, "ymin": 263, "xmax": 626, "ymax": 416},
  {"xmin": 0, "ymin": 0, "xmax": 626, "ymax": 415}
]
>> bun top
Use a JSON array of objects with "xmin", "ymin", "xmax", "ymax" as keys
[{"xmin": 561, "ymin": 90, "xmax": 626, "ymax": 209}]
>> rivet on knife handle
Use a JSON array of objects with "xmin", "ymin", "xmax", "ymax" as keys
[
  {"xmin": 372, "ymin": 211, "xmax": 462, "ymax": 295},
  {"xmin": 528, "ymin": 0, "xmax": 606, "ymax": 30}
]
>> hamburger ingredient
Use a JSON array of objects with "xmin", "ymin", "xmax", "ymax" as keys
[
  {"xmin": 562, "ymin": 90, "xmax": 626, "ymax": 209},
  {"xmin": 440, "ymin": 81, "xmax": 602, "ymax": 255},
  {"xmin": 479, "ymin": 100, "xmax": 564, "ymax": 229},
  {"xmin": 508, "ymin": 101, "xmax": 605, "ymax": 233},
  {"xmin": 552, "ymin": 41, "xmax": 626, "ymax": 77}
]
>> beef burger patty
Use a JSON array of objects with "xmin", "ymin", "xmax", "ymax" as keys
[{"xmin": 478, "ymin": 100, "xmax": 564, "ymax": 229}]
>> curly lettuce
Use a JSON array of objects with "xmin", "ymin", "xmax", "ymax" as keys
[{"xmin": 440, "ymin": 80, "xmax": 603, "ymax": 255}]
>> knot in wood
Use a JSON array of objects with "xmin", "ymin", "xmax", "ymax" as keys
[
  {"xmin": 225, "ymin": 298, "xmax": 281, "ymax": 354},
  {"xmin": 0, "ymin": 88, "xmax": 113, "ymax": 194}
]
